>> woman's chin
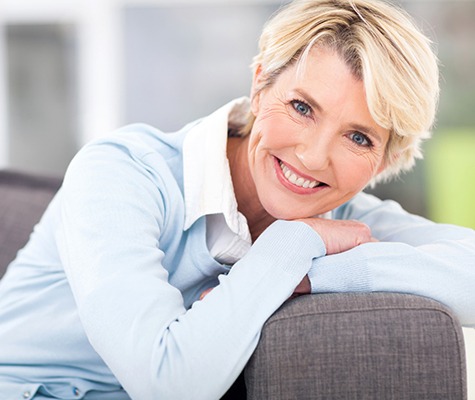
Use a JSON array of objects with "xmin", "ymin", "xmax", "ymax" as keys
[{"xmin": 263, "ymin": 203, "xmax": 319, "ymax": 221}]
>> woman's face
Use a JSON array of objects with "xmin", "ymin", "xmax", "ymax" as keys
[{"xmin": 248, "ymin": 47, "xmax": 390, "ymax": 220}]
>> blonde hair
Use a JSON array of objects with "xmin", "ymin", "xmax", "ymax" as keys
[{"xmin": 244, "ymin": 0, "xmax": 439, "ymax": 183}]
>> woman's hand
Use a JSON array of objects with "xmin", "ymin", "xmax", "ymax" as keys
[
  {"xmin": 289, "ymin": 275, "xmax": 311, "ymax": 299},
  {"xmin": 289, "ymin": 218, "xmax": 377, "ymax": 298},
  {"xmin": 297, "ymin": 217, "xmax": 376, "ymax": 255}
]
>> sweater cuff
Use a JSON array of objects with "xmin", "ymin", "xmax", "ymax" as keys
[
  {"xmin": 308, "ymin": 246, "xmax": 372, "ymax": 293},
  {"xmin": 249, "ymin": 220, "xmax": 326, "ymax": 278}
]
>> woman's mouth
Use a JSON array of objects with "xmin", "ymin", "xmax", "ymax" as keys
[{"xmin": 276, "ymin": 158, "xmax": 328, "ymax": 191}]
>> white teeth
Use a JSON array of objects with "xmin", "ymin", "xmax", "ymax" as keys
[
  {"xmin": 279, "ymin": 161, "xmax": 320, "ymax": 189},
  {"xmin": 289, "ymin": 173, "xmax": 298, "ymax": 184}
]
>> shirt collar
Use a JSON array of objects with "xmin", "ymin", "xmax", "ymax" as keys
[{"xmin": 182, "ymin": 97, "xmax": 251, "ymax": 242}]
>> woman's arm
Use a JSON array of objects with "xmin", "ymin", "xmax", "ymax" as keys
[
  {"xmin": 58, "ymin": 139, "xmax": 325, "ymax": 399},
  {"xmin": 307, "ymin": 192, "xmax": 475, "ymax": 327}
]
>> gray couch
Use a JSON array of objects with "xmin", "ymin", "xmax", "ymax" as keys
[{"xmin": 0, "ymin": 169, "xmax": 468, "ymax": 399}]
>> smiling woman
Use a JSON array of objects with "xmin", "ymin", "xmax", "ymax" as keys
[
  {"xmin": 0, "ymin": 0, "xmax": 474, "ymax": 399},
  {"xmin": 231, "ymin": 47, "xmax": 390, "ymax": 225}
]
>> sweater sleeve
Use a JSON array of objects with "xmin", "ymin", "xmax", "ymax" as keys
[
  {"xmin": 57, "ymin": 140, "xmax": 326, "ymax": 400},
  {"xmin": 307, "ymin": 192, "xmax": 475, "ymax": 327}
]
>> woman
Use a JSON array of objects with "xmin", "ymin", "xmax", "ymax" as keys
[{"xmin": 0, "ymin": 0, "xmax": 474, "ymax": 399}]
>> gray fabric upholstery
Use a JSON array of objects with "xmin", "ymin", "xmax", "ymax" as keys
[
  {"xmin": 245, "ymin": 292, "xmax": 467, "ymax": 399},
  {"xmin": 0, "ymin": 170, "xmax": 61, "ymax": 277}
]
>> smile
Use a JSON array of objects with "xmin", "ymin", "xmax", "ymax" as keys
[{"xmin": 278, "ymin": 160, "xmax": 325, "ymax": 189}]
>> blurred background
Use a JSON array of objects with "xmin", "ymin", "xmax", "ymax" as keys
[{"xmin": 0, "ymin": 0, "xmax": 474, "ymax": 228}]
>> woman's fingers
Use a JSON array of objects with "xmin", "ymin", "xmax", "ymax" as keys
[{"xmin": 298, "ymin": 218, "xmax": 374, "ymax": 255}]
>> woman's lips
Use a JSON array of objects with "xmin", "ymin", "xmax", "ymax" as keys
[{"xmin": 274, "ymin": 157, "xmax": 328, "ymax": 194}]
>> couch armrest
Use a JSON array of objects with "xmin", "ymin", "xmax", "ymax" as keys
[
  {"xmin": 0, "ymin": 169, "xmax": 62, "ymax": 278},
  {"xmin": 245, "ymin": 292, "xmax": 467, "ymax": 400}
]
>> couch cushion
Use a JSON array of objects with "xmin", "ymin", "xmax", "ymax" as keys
[
  {"xmin": 0, "ymin": 170, "xmax": 61, "ymax": 278},
  {"xmin": 245, "ymin": 292, "xmax": 467, "ymax": 400}
]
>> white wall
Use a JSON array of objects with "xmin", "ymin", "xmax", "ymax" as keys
[
  {"xmin": 0, "ymin": 0, "xmax": 283, "ymax": 173},
  {"xmin": 0, "ymin": 0, "xmax": 123, "ymax": 172}
]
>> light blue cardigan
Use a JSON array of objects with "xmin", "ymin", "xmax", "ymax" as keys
[{"xmin": 0, "ymin": 100, "xmax": 474, "ymax": 399}]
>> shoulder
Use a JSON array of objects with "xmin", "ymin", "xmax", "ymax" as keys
[
  {"xmin": 70, "ymin": 123, "xmax": 189, "ymax": 183},
  {"xmin": 80, "ymin": 123, "xmax": 186, "ymax": 163},
  {"xmin": 333, "ymin": 191, "xmax": 405, "ymax": 221},
  {"xmin": 62, "ymin": 123, "xmax": 191, "ymax": 219}
]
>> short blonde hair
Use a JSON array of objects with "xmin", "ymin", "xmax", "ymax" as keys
[{"xmin": 245, "ymin": 0, "xmax": 439, "ymax": 183}]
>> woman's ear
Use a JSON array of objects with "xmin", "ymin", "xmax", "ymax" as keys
[{"xmin": 250, "ymin": 64, "xmax": 265, "ymax": 116}]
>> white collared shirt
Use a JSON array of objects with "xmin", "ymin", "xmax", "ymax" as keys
[{"xmin": 182, "ymin": 97, "xmax": 253, "ymax": 264}]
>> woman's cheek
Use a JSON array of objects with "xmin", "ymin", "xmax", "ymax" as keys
[
  {"xmin": 338, "ymin": 158, "xmax": 376, "ymax": 191},
  {"xmin": 264, "ymin": 119, "xmax": 299, "ymax": 148},
  {"xmin": 247, "ymin": 129, "xmax": 264, "ymax": 173}
]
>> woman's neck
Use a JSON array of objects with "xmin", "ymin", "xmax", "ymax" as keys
[{"xmin": 227, "ymin": 136, "xmax": 276, "ymax": 241}]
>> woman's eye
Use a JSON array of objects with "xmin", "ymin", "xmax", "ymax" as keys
[
  {"xmin": 291, "ymin": 100, "xmax": 311, "ymax": 116},
  {"xmin": 350, "ymin": 131, "xmax": 372, "ymax": 147}
]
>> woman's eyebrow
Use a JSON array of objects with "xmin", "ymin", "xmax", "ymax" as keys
[{"xmin": 294, "ymin": 88, "xmax": 323, "ymax": 112}]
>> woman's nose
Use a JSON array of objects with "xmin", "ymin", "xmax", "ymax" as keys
[{"xmin": 295, "ymin": 132, "xmax": 333, "ymax": 172}]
